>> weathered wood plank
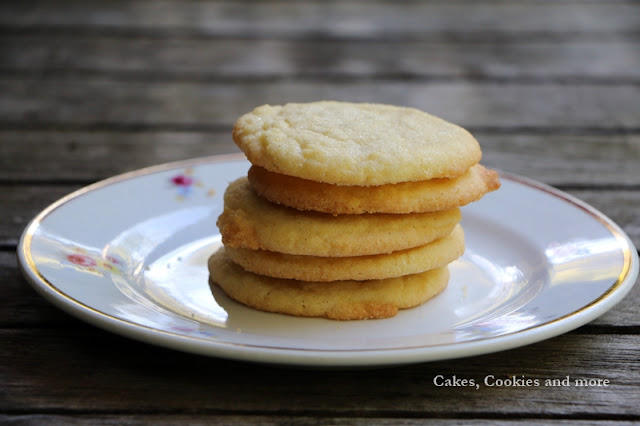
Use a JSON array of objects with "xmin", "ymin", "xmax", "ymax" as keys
[
  {"xmin": 0, "ymin": 130, "xmax": 239, "ymax": 182},
  {"xmin": 0, "ymin": 416, "xmax": 636, "ymax": 425},
  {"xmin": 1, "ymin": 185, "xmax": 85, "ymax": 247},
  {"xmin": 3, "ymin": 36, "xmax": 640, "ymax": 80},
  {"xmin": 1, "ymin": 79, "xmax": 639, "ymax": 130},
  {"xmin": 3, "ymin": 131, "xmax": 639, "ymax": 186},
  {"xmin": 0, "ymin": 252, "xmax": 75, "ymax": 326},
  {"xmin": 479, "ymin": 134, "xmax": 640, "ymax": 186},
  {"xmin": 2, "ymin": 328, "xmax": 639, "ymax": 416},
  {"xmin": 1, "ymin": 1, "xmax": 639, "ymax": 37}
]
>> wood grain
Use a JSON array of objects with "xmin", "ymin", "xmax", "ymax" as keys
[
  {"xmin": 1, "ymin": 417, "xmax": 636, "ymax": 426},
  {"xmin": 2, "ymin": 1, "xmax": 639, "ymax": 37},
  {"xmin": 1, "ymin": 79, "xmax": 639, "ymax": 130},
  {"xmin": 2, "ymin": 327, "xmax": 639, "ymax": 416},
  {"xmin": 3, "ymin": 35, "xmax": 640, "ymax": 81},
  {"xmin": 0, "ymin": 252, "xmax": 74, "ymax": 327}
]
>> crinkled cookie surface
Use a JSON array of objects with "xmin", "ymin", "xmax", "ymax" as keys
[{"xmin": 233, "ymin": 101, "xmax": 482, "ymax": 185}]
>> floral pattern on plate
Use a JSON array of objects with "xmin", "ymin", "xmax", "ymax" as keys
[
  {"xmin": 65, "ymin": 247, "xmax": 122, "ymax": 276},
  {"xmin": 169, "ymin": 168, "xmax": 216, "ymax": 201}
]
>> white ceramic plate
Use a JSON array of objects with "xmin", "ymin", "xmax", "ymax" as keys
[{"xmin": 18, "ymin": 154, "xmax": 638, "ymax": 367}]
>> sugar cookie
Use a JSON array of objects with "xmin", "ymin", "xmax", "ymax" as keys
[
  {"xmin": 233, "ymin": 101, "xmax": 482, "ymax": 185},
  {"xmin": 208, "ymin": 248, "xmax": 450, "ymax": 320},
  {"xmin": 248, "ymin": 164, "xmax": 500, "ymax": 214},
  {"xmin": 224, "ymin": 225, "xmax": 464, "ymax": 282},
  {"xmin": 218, "ymin": 178, "xmax": 462, "ymax": 256}
]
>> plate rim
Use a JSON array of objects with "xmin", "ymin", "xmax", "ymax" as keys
[{"xmin": 16, "ymin": 154, "xmax": 639, "ymax": 367}]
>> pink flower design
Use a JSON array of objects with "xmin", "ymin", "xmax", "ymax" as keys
[
  {"xmin": 65, "ymin": 250, "xmax": 122, "ymax": 275},
  {"xmin": 171, "ymin": 174, "xmax": 194, "ymax": 187},
  {"xmin": 67, "ymin": 254, "xmax": 96, "ymax": 267},
  {"xmin": 169, "ymin": 168, "xmax": 213, "ymax": 200}
]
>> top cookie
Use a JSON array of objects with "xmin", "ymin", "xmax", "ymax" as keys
[{"xmin": 232, "ymin": 101, "xmax": 482, "ymax": 186}]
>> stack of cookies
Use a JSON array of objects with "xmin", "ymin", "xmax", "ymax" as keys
[{"xmin": 208, "ymin": 101, "xmax": 500, "ymax": 320}]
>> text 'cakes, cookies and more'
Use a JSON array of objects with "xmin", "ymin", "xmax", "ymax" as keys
[{"xmin": 209, "ymin": 101, "xmax": 500, "ymax": 320}]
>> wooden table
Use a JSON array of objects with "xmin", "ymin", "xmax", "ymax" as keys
[{"xmin": 2, "ymin": 1, "xmax": 639, "ymax": 423}]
